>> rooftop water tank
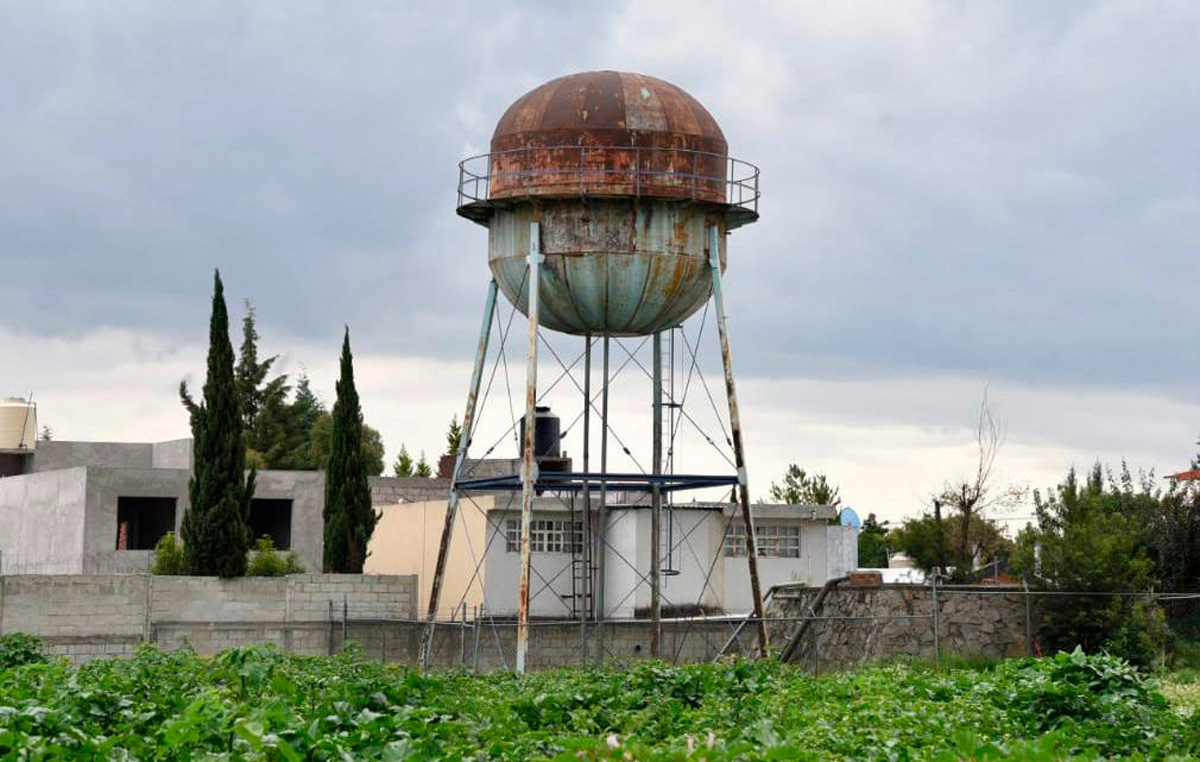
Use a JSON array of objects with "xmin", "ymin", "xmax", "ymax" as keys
[{"xmin": 0, "ymin": 398, "xmax": 37, "ymax": 451}]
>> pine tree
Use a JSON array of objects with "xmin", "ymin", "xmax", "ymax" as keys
[
  {"xmin": 235, "ymin": 301, "xmax": 277, "ymax": 430},
  {"xmin": 234, "ymin": 301, "xmax": 289, "ymax": 459},
  {"xmin": 266, "ymin": 373, "xmax": 325, "ymax": 469},
  {"xmin": 415, "ymin": 451, "xmax": 432, "ymax": 478},
  {"xmin": 180, "ymin": 271, "xmax": 255, "ymax": 578},
  {"xmin": 393, "ymin": 444, "xmax": 415, "ymax": 477},
  {"xmin": 323, "ymin": 329, "xmax": 376, "ymax": 573},
  {"xmin": 767, "ymin": 465, "xmax": 842, "ymax": 507},
  {"xmin": 445, "ymin": 415, "xmax": 463, "ymax": 458},
  {"xmin": 308, "ymin": 410, "xmax": 386, "ymax": 476}
]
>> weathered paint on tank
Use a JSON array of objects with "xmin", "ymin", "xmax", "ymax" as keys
[
  {"xmin": 488, "ymin": 199, "xmax": 727, "ymax": 336},
  {"xmin": 487, "ymin": 71, "xmax": 729, "ymax": 205}
]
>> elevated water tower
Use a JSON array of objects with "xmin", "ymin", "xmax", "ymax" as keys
[{"xmin": 423, "ymin": 71, "xmax": 766, "ymax": 670}]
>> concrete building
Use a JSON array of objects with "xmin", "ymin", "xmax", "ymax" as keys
[
  {"xmin": 0, "ymin": 439, "xmax": 325, "ymax": 574},
  {"xmin": 0, "ymin": 437, "xmax": 447, "ymax": 575},
  {"xmin": 1, "ymin": 437, "xmax": 856, "ymax": 616},
  {"xmin": 365, "ymin": 494, "xmax": 856, "ymax": 618}
]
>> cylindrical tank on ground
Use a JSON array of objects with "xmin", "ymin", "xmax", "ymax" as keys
[
  {"xmin": 457, "ymin": 70, "xmax": 759, "ymax": 337},
  {"xmin": 0, "ymin": 398, "xmax": 37, "ymax": 451}
]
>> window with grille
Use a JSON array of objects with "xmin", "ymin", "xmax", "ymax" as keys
[
  {"xmin": 723, "ymin": 522, "xmax": 800, "ymax": 558},
  {"xmin": 504, "ymin": 518, "xmax": 583, "ymax": 554}
]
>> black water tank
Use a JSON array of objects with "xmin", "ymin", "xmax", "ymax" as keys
[{"xmin": 519, "ymin": 405, "xmax": 561, "ymax": 459}]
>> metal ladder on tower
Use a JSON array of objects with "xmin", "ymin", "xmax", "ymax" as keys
[{"xmin": 566, "ymin": 492, "xmax": 593, "ymax": 620}]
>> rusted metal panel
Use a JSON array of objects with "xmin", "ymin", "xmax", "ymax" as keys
[
  {"xmin": 488, "ymin": 199, "xmax": 726, "ymax": 336},
  {"xmin": 486, "ymin": 71, "xmax": 728, "ymax": 204},
  {"xmin": 492, "ymin": 71, "xmax": 725, "ymax": 148},
  {"xmin": 484, "ymin": 145, "xmax": 729, "ymax": 205}
]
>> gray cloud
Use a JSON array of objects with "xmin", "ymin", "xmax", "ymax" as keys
[{"xmin": 3, "ymin": 1, "xmax": 1200, "ymax": 402}]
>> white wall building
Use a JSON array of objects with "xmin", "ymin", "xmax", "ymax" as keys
[{"xmin": 368, "ymin": 496, "xmax": 856, "ymax": 618}]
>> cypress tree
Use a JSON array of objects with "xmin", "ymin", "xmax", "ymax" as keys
[
  {"xmin": 180, "ymin": 271, "xmax": 255, "ymax": 578},
  {"xmin": 323, "ymin": 328, "xmax": 376, "ymax": 573}
]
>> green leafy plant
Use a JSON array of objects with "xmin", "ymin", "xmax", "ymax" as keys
[
  {"xmin": 0, "ymin": 633, "xmax": 46, "ymax": 669},
  {"xmin": 150, "ymin": 532, "xmax": 187, "ymax": 575},
  {"xmin": 246, "ymin": 536, "xmax": 305, "ymax": 576},
  {"xmin": 0, "ymin": 647, "xmax": 1196, "ymax": 760}
]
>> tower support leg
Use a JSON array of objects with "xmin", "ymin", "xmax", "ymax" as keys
[
  {"xmin": 595, "ymin": 335, "xmax": 610, "ymax": 663},
  {"xmin": 420, "ymin": 279, "xmax": 498, "ymax": 669},
  {"xmin": 580, "ymin": 334, "xmax": 592, "ymax": 661},
  {"xmin": 707, "ymin": 225, "xmax": 769, "ymax": 658},
  {"xmin": 650, "ymin": 330, "xmax": 663, "ymax": 657},
  {"xmin": 516, "ymin": 222, "xmax": 542, "ymax": 673}
]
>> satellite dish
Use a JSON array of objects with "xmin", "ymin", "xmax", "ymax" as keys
[{"xmin": 839, "ymin": 506, "xmax": 861, "ymax": 530}]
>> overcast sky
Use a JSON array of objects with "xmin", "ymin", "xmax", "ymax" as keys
[{"xmin": 4, "ymin": 1, "xmax": 1199, "ymax": 526}]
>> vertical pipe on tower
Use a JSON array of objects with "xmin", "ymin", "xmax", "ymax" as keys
[{"xmin": 516, "ymin": 222, "xmax": 542, "ymax": 674}]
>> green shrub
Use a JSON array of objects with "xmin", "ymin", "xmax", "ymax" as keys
[
  {"xmin": 150, "ymin": 532, "xmax": 187, "ymax": 575},
  {"xmin": 246, "ymin": 536, "xmax": 305, "ymax": 577},
  {"xmin": 0, "ymin": 632, "xmax": 46, "ymax": 669}
]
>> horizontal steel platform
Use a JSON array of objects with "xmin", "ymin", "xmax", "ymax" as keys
[{"xmin": 454, "ymin": 471, "xmax": 739, "ymax": 494}]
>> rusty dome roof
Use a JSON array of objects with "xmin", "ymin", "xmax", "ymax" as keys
[{"xmin": 490, "ymin": 70, "xmax": 727, "ymax": 154}]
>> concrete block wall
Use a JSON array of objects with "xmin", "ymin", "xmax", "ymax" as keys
[
  {"xmin": 150, "ymin": 577, "xmax": 290, "ymax": 622},
  {"xmin": 0, "ymin": 575, "xmax": 149, "ymax": 638},
  {"xmin": 289, "ymin": 574, "xmax": 413, "ymax": 620},
  {"xmin": 0, "ymin": 573, "xmax": 417, "ymax": 663},
  {"xmin": 0, "ymin": 572, "xmax": 754, "ymax": 670},
  {"xmin": 414, "ymin": 619, "xmax": 742, "ymax": 672},
  {"xmin": 369, "ymin": 476, "xmax": 452, "ymax": 506}
]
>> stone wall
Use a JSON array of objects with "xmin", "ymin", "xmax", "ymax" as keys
[
  {"xmin": 766, "ymin": 583, "xmax": 1029, "ymax": 670},
  {"xmin": 0, "ymin": 574, "xmax": 417, "ymax": 663}
]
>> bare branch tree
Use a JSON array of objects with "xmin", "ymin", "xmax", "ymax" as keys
[{"xmin": 936, "ymin": 385, "xmax": 1022, "ymax": 579}]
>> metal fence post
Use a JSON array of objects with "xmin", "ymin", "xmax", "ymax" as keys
[
  {"xmin": 460, "ymin": 601, "xmax": 468, "ymax": 667},
  {"xmin": 812, "ymin": 619, "xmax": 819, "ymax": 676},
  {"xmin": 1022, "ymin": 577, "xmax": 1033, "ymax": 657},
  {"xmin": 473, "ymin": 605, "xmax": 482, "ymax": 673},
  {"xmin": 931, "ymin": 570, "xmax": 941, "ymax": 668},
  {"xmin": 327, "ymin": 600, "xmax": 335, "ymax": 656},
  {"xmin": 342, "ymin": 594, "xmax": 348, "ymax": 649}
]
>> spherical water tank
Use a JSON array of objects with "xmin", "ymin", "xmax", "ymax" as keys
[
  {"xmin": 457, "ymin": 71, "xmax": 759, "ymax": 337},
  {"xmin": 0, "ymin": 398, "xmax": 37, "ymax": 451}
]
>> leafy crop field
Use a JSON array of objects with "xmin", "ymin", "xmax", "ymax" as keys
[{"xmin": 1, "ymin": 643, "xmax": 1198, "ymax": 761}]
